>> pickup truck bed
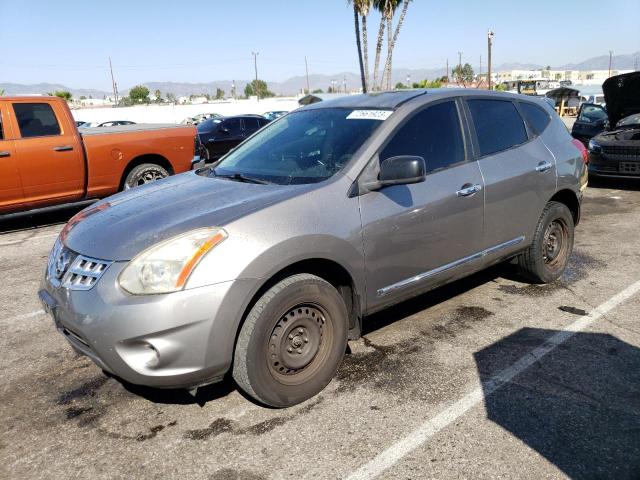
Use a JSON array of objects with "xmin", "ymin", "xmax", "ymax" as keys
[{"xmin": 0, "ymin": 97, "xmax": 198, "ymax": 215}]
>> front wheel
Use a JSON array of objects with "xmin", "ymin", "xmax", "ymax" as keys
[
  {"xmin": 123, "ymin": 163, "xmax": 169, "ymax": 190},
  {"xmin": 233, "ymin": 274, "xmax": 348, "ymax": 407},
  {"xmin": 518, "ymin": 201, "xmax": 574, "ymax": 283}
]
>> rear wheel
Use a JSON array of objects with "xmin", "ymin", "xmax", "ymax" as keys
[
  {"xmin": 518, "ymin": 201, "xmax": 574, "ymax": 283},
  {"xmin": 233, "ymin": 274, "xmax": 348, "ymax": 407},
  {"xmin": 123, "ymin": 163, "xmax": 169, "ymax": 190}
]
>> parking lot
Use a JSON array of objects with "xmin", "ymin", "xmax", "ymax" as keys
[{"xmin": 2, "ymin": 177, "xmax": 640, "ymax": 479}]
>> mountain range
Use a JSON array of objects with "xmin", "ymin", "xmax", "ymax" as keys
[{"xmin": 2, "ymin": 51, "xmax": 638, "ymax": 98}]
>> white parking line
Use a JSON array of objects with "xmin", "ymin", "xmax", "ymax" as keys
[{"xmin": 345, "ymin": 279, "xmax": 640, "ymax": 480}]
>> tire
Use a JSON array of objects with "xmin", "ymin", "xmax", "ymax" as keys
[
  {"xmin": 123, "ymin": 163, "xmax": 169, "ymax": 190},
  {"xmin": 233, "ymin": 274, "xmax": 348, "ymax": 407},
  {"xmin": 518, "ymin": 201, "xmax": 574, "ymax": 283}
]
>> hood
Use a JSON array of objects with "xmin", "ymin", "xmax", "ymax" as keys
[
  {"xmin": 594, "ymin": 126, "xmax": 640, "ymax": 144},
  {"xmin": 602, "ymin": 71, "xmax": 640, "ymax": 128},
  {"xmin": 62, "ymin": 171, "xmax": 309, "ymax": 261}
]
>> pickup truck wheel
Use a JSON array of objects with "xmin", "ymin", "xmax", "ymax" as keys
[
  {"xmin": 123, "ymin": 163, "xmax": 169, "ymax": 190},
  {"xmin": 233, "ymin": 274, "xmax": 348, "ymax": 407},
  {"xmin": 518, "ymin": 201, "xmax": 574, "ymax": 283}
]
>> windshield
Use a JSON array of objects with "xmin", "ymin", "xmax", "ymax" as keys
[
  {"xmin": 212, "ymin": 108, "xmax": 389, "ymax": 185},
  {"xmin": 578, "ymin": 104, "xmax": 608, "ymax": 123},
  {"xmin": 197, "ymin": 118, "xmax": 222, "ymax": 133},
  {"xmin": 618, "ymin": 113, "xmax": 640, "ymax": 128}
]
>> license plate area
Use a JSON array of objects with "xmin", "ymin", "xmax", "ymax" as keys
[{"xmin": 620, "ymin": 162, "xmax": 640, "ymax": 174}]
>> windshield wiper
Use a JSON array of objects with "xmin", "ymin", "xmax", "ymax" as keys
[{"xmin": 211, "ymin": 169, "xmax": 270, "ymax": 184}]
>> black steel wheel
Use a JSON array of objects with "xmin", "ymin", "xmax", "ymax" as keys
[
  {"xmin": 518, "ymin": 201, "xmax": 574, "ymax": 283},
  {"xmin": 233, "ymin": 274, "xmax": 348, "ymax": 407}
]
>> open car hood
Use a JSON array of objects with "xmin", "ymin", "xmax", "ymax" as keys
[{"xmin": 603, "ymin": 71, "xmax": 640, "ymax": 128}]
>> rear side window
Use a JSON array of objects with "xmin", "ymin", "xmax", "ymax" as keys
[
  {"xmin": 380, "ymin": 101, "xmax": 465, "ymax": 173},
  {"xmin": 519, "ymin": 102, "xmax": 551, "ymax": 136},
  {"xmin": 224, "ymin": 118, "xmax": 242, "ymax": 135},
  {"xmin": 13, "ymin": 103, "xmax": 61, "ymax": 138},
  {"xmin": 467, "ymin": 99, "xmax": 527, "ymax": 156},
  {"xmin": 243, "ymin": 118, "xmax": 260, "ymax": 130}
]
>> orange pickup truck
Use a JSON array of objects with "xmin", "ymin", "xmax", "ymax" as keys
[{"xmin": 0, "ymin": 96, "xmax": 200, "ymax": 216}]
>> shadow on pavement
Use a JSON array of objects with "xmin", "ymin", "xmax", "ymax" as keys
[
  {"xmin": 588, "ymin": 176, "xmax": 640, "ymax": 192},
  {"xmin": 474, "ymin": 328, "xmax": 640, "ymax": 479},
  {"xmin": 0, "ymin": 204, "xmax": 87, "ymax": 233}
]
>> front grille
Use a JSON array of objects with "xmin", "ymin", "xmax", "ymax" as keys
[
  {"xmin": 47, "ymin": 238, "xmax": 112, "ymax": 291},
  {"xmin": 601, "ymin": 145, "xmax": 640, "ymax": 161},
  {"xmin": 620, "ymin": 162, "xmax": 640, "ymax": 174}
]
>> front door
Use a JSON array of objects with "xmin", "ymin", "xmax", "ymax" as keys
[
  {"xmin": 571, "ymin": 103, "xmax": 608, "ymax": 145},
  {"xmin": 12, "ymin": 101, "xmax": 84, "ymax": 207},
  {"xmin": 0, "ymin": 103, "xmax": 24, "ymax": 213},
  {"xmin": 359, "ymin": 100, "xmax": 485, "ymax": 312}
]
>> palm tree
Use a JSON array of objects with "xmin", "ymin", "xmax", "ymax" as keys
[
  {"xmin": 353, "ymin": 0, "xmax": 372, "ymax": 92},
  {"xmin": 350, "ymin": 1, "xmax": 367, "ymax": 93},
  {"xmin": 371, "ymin": 0, "xmax": 388, "ymax": 91},
  {"xmin": 381, "ymin": 0, "xmax": 410, "ymax": 90}
]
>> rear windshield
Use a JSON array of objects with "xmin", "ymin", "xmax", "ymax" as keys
[{"xmin": 213, "ymin": 108, "xmax": 388, "ymax": 184}]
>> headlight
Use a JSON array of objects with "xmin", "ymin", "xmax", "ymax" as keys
[
  {"xmin": 588, "ymin": 139, "xmax": 601, "ymax": 153},
  {"xmin": 118, "ymin": 227, "xmax": 227, "ymax": 295}
]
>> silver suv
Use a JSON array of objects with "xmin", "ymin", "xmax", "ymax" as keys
[{"xmin": 39, "ymin": 90, "xmax": 588, "ymax": 407}]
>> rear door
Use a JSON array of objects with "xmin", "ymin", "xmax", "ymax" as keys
[
  {"xmin": 465, "ymin": 98, "xmax": 556, "ymax": 259},
  {"xmin": 0, "ymin": 102, "xmax": 24, "ymax": 213},
  {"xmin": 11, "ymin": 101, "xmax": 85, "ymax": 207},
  {"xmin": 359, "ymin": 99, "xmax": 485, "ymax": 311}
]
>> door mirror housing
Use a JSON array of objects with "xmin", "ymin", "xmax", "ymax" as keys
[{"xmin": 368, "ymin": 155, "xmax": 426, "ymax": 191}]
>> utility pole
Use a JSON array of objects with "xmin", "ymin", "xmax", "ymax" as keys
[
  {"xmin": 108, "ymin": 57, "xmax": 118, "ymax": 106},
  {"xmin": 608, "ymin": 50, "xmax": 613, "ymax": 78},
  {"xmin": 304, "ymin": 56, "xmax": 310, "ymax": 94},
  {"xmin": 635, "ymin": 55, "xmax": 639, "ymax": 72},
  {"xmin": 487, "ymin": 30, "xmax": 494, "ymax": 90},
  {"xmin": 252, "ymin": 51, "xmax": 259, "ymax": 101},
  {"xmin": 343, "ymin": 75, "xmax": 347, "ymax": 93},
  {"xmin": 479, "ymin": 54, "xmax": 482, "ymax": 76}
]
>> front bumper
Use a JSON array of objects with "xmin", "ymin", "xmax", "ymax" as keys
[
  {"xmin": 39, "ymin": 261, "xmax": 258, "ymax": 388},
  {"xmin": 589, "ymin": 150, "xmax": 640, "ymax": 178}
]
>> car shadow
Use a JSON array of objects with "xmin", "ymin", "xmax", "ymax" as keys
[
  {"xmin": 474, "ymin": 328, "xmax": 640, "ymax": 479},
  {"xmin": 0, "ymin": 204, "xmax": 87, "ymax": 234},
  {"xmin": 588, "ymin": 175, "xmax": 640, "ymax": 191}
]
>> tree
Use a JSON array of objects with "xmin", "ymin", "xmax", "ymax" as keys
[
  {"xmin": 129, "ymin": 85, "xmax": 150, "ymax": 103},
  {"xmin": 166, "ymin": 92, "xmax": 176, "ymax": 103},
  {"xmin": 350, "ymin": 0, "xmax": 372, "ymax": 93},
  {"xmin": 453, "ymin": 63, "xmax": 474, "ymax": 84},
  {"xmin": 154, "ymin": 89, "xmax": 162, "ymax": 102},
  {"xmin": 215, "ymin": 88, "xmax": 225, "ymax": 100},
  {"xmin": 380, "ymin": 0, "xmax": 411, "ymax": 90},
  {"xmin": 394, "ymin": 82, "xmax": 407, "ymax": 89},
  {"xmin": 80, "ymin": 96, "xmax": 87, "ymax": 100},
  {"xmin": 51, "ymin": 90, "xmax": 72, "ymax": 102},
  {"xmin": 311, "ymin": 88, "xmax": 324, "ymax": 94},
  {"xmin": 244, "ymin": 79, "xmax": 275, "ymax": 98}
]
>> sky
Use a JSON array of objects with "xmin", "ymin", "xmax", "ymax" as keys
[{"xmin": 1, "ymin": 0, "xmax": 639, "ymax": 90}]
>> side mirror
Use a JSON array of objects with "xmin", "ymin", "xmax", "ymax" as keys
[
  {"xmin": 220, "ymin": 127, "xmax": 230, "ymax": 135},
  {"xmin": 370, "ymin": 155, "xmax": 426, "ymax": 190}
]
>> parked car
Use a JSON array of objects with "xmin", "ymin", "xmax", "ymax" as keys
[
  {"xmin": 263, "ymin": 110, "xmax": 288, "ymax": 121},
  {"xmin": 571, "ymin": 103, "xmax": 609, "ymax": 145},
  {"xmin": 197, "ymin": 114, "xmax": 270, "ymax": 161},
  {"xmin": 39, "ymin": 89, "xmax": 586, "ymax": 407},
  {"xmin": 97, "ymin": 120, "xmax": 136, "ymax": 127},
  {"xmin": 75, "ymin": 120, "xmax": 86, "ymax": 127},
  {"xmin": 0, "ymin": 96, "xmax": 199, "ymax": 215},
  {"xmin": 584, "ymin": 72, "xmax": 640, "ymax": 178},
  {"xmin": 181, "ymin": 113, "xmax": 222, "ymax": 126}
]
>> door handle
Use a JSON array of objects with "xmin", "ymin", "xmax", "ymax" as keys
[
  {"xmin": 53, "ymin": 145, "xmax": 74, "ymax": 152},
  {"xmin": 535, "ymin": 161, "xmax": 552, "ymax": 173},
  {"xmin": 456, "ymin": 183, "xmax": 482, "ymax": 197},
  {"xmin": 0, "ymin": 151, "xmax": 10, "ymax": 158}
]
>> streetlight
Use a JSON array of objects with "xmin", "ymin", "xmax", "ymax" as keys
[{"xmin": 487, "ymin": 30, "xmax": 494, "ymax": 90}]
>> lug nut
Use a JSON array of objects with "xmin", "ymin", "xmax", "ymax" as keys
[
  {"xmin": 287, "ymin": 347, "xmax": 293, "ymax": 353},
  {"xmin": 298, "ymin": 328, "xmax": 304, "ymax": 334},
  {"xmin": 288, "ymin": 334, "xmax": 294, "ymax": 339},
  {"xmin": 296, "ymin": 348, "xmax": 302, "ymax": 354},
  {"xmin": 304, "ymin": 337, "xmax": 309, "ymax": 343}
]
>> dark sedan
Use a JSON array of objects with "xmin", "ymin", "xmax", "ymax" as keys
[
  {"xmin": 585, "ymin": 72, "xmax": 640, "ymax": 178},
  {"xmin": 197, "ymin": 115, "xmax": 270, "ymax": 161}
]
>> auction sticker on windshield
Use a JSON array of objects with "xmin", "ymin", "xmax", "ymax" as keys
[{"xmin": 346, "ymin": 110, "xmax": 393, "ymax": 121}]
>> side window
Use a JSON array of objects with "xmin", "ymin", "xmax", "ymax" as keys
[
  {"xmin": 243, "ymin": 118, "xmax": 260, "ymax": 131},
  {"xmin": 259, "ymin": 118, "xmax": 270, "ymax": 127},
  {"xmin": 519, "ymin": 102, "xmax": 551, "ymax": 136},
  {"xmin": 13, "ymin": 103, "xmax": 61, "ymax": 138},
  {"xmin": 380, "ymin": 101, "xmax": 465, "ymax": 173},
  {"xmin": 224, "ymin": 118, "xmax": 242, "ymax": 134},
  {"xmin": 467, "ymin": 99, "xmax": 527, "ymax": 156}
]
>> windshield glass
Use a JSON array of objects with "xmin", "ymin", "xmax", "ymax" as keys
[
  {"xmin": 617, "ymin": 113, "xmax": 640, "ymax": 128},
  {"xmin": 578, "ymin": 104, "xmax": 608, "ymax": 123},
  {"xmin": 213, "ymin": 108, "xmax": 389, "ymax": 185},
  {"xmin": 197, "ymin": 118, "xmax": 222, "ymax": 133}
]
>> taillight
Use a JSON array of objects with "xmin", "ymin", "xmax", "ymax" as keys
[{"xmin": 571, "ymin": 138, "xmax": 588, "ymax": 164}]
